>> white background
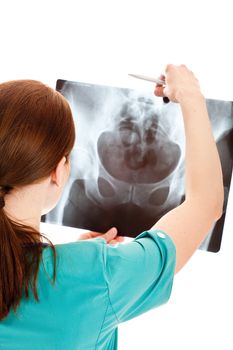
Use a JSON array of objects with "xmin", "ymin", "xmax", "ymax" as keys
[{"xmin": 1, "ymin": 1, "xmax": 233, "ymax": 349}]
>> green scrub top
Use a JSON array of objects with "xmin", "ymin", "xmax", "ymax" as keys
[{"xmin": 0, "ymin": 229, "xmax": 176, "ymax": 350}]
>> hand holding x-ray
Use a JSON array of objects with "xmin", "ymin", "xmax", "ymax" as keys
[{"xmin": 78, "ymin": 227, "xmax": 125, "ymax": 245}]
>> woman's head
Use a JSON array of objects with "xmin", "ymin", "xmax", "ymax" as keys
[
  {"xmin": 0, "ymin": 79, "xmax": 75, "ymax": 320},
  {"xmin": 0, "ymin": 79, "xmax": 75, "ymax": 212}
]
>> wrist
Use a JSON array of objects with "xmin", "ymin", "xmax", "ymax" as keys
[{"xmin": 176, "ymin": 89, "xmax": 205, "ymax": 105}]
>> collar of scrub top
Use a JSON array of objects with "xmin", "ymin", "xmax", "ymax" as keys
[{"xmin": 22, "ymin": 242, "xmax": 49, "ymax": 248}]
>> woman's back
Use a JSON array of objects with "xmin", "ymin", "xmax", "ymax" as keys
[{"xmin": 0, "ymin": 230, "xmax": 175, "ymax": 349}]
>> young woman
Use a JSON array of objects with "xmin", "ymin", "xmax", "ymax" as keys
[{"xmin": 0, "ymin": 64, "xmax": 223, "ymax": 349}]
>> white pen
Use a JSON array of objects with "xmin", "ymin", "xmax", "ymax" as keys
[
  {"xmin": 128, "ymin": 73, "xmax": 170, "ymax": 103},
  {"xmin": 128, "ymin": 73, "xmax": 166, "ymax": 85}
]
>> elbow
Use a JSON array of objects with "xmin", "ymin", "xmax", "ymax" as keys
[
  {"xmin": 212, "ymin": 189, "xmax": 224, "ymax": 221},
  {"xmin": 202, "ymin": 180, "xmax": 224, "ymax": 221},
  {"xmin": 190, "ymin": 187, "xmax": 224, "ymax": 222},
  {"xmin": 214, "ymin": 200, "xmax": 224, "ymax": 221}
]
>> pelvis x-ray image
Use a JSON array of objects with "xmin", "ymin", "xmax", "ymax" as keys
[{"xmin": 42, "ymin": 79, "xmax": 233, "ymax": 252}]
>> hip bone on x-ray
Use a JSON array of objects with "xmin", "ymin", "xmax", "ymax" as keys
[{"xmin": 42, "ymin": 79, "xmax": 233, "ymax": 253}]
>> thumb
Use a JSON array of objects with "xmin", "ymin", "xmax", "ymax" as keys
[{"xmin": 103, "ymin": 227, "xmax": 118, "ymax": 242}]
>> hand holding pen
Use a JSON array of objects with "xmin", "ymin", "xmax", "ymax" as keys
[
  {"xmin": 156, "ymin": 64, "xmax": 202, "ymax": 103},
  {"xmin": 129, "ymin": 65, "xmax": 202, "ymax": 104},
  {"xmin": 128, "ymin": 73, "xmax": 170, "ymax": 103}
]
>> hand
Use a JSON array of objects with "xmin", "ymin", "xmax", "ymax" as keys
[
  {"xmin": 78, "ymin": 227, "xmax": 125, "ymax": 245},
  {"xmin": 154, "ymin": 64, "xmax": 202, "ymax": 103}
]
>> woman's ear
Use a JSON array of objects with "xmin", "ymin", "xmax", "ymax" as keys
[{"xmin": 51, "ymin": 156, "xmax": 68, "ymax": 187}]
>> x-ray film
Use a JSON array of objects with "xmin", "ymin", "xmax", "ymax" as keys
[{"xmin": 42, "ymin": 79, "xmax": 233, "ymax": 252}]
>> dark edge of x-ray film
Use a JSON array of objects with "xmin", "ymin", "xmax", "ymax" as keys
[{"xmin": 41, "ymin": 79, "xmax": 233, "ymax": 253}]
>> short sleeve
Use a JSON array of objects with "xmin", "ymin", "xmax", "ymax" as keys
[{"xmin": 102, "ymin": 229, "xmax": 176, "ymax": 323}]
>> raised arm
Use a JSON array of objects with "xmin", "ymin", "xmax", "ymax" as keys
[{"xmin": 152, "ymin": 64, "xmax": 224, "ymax": 273}]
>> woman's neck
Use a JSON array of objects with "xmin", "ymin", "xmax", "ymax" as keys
[{"xmin": 4, "ymin": 188, "xmax": 43, "ymax": 233}]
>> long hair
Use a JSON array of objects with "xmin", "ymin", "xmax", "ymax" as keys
[{"xmin": 0, "ymin": 80, "xmax": 75, "ymax": 320}]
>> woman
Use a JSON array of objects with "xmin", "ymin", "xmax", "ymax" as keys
[{"xmin": 0, "ymin": 65, "xmax": 223, "ymax": 349}]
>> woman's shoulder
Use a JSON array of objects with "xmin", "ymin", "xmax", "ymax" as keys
[{"xmin": 41, "ymin": 238, "xmax": 107, "ymax": 280}]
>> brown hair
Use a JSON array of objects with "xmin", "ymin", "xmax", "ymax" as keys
[{"xmin": 0, "ymin": 80, "xmax": 75, "ymax": 320}]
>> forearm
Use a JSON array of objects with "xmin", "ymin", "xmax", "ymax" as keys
[
  {"xmin": 180, "ymin": 94, "xmax": 224, "ymax": 218},
  {"xmin": 153, "ymin": 65, "xmax": 225, "ymax": 272}
]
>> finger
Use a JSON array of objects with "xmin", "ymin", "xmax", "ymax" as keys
[
  {"xmin": 154, "ymin": 85, "xmax": 165, "ymax": 97},
  {"xmin": 79, "ymin": 232, "xmax": 92, "ymax": 240},
  {"xmin": 110, "ymin": 236, "xmax": 125, "ymax": 244},
  {"xmin": 159, "ymin": 74, "xmax": 166, "ymax": 83},
  {"xmin": 108, "ymin": 239, "xmax": 118, "ymax": 245},
  {"xmin": 155, "ymin": 74, "xmax": 166, "ymax": 87},
  {"xmin": 79, "ymin": 231, "xmax": 102, "ymax": 240},
  {"xmin": 87, "ymin": 231, "xmax": 102, "ymax": 237},
  {"xmin": 102, "ymin": 227, "xmax": 118, "ymax": 242},
  {"xmin": 116, "ymin": 236, "xmax": 125, "ymax": 242}
]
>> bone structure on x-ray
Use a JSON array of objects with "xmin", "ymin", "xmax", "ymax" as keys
[{"xmin": 43, "ymin": 80, "xmax": 233, "ymax": 252}]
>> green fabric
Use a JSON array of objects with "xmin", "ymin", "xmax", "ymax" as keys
[{"xmin": 0, "ymin": 229, "xmax": 176, "ymax": 349}]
